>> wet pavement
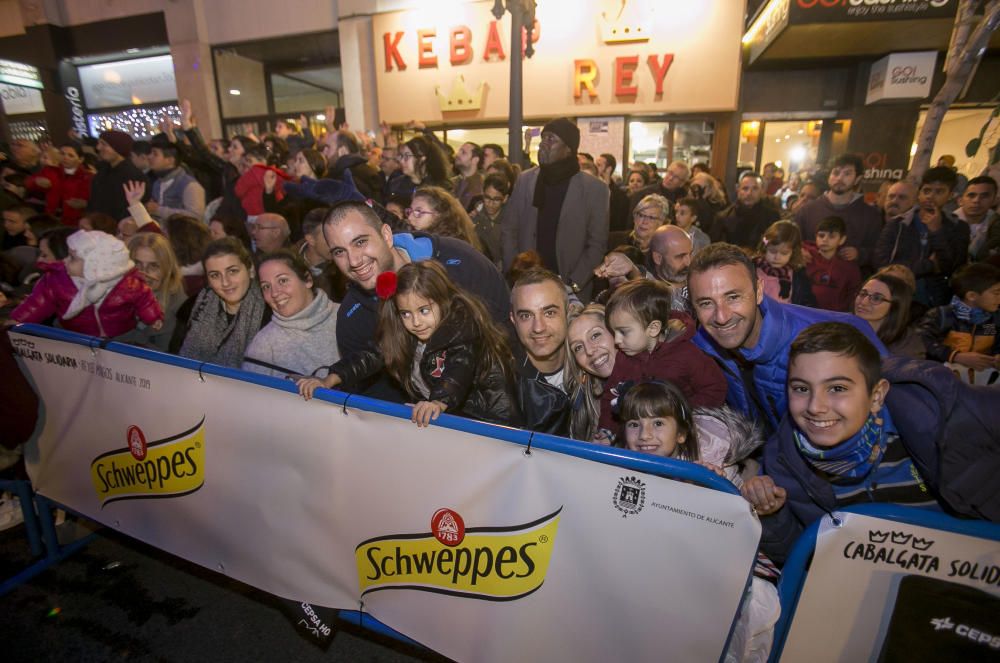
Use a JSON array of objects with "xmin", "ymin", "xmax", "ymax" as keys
[{"xmin": 0, "ymin": 520, "xmax": 448, "ymax": 663}]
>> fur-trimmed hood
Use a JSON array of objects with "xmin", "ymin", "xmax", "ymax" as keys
[{"xmin": 693, "ymin": 405, "xmax": 765, "ymax": 486}]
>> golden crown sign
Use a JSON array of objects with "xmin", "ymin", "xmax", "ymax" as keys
[
  {"xmin": 436, "ymin": 75, "xmax": 485, "ymax": 113},
  {"xmin": 600, "ymin": 0, "xmax": 652, "ymax": 44}
]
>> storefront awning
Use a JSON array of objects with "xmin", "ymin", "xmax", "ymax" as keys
[{"xmin": 743, "ymin": 0, "xmax": 1000, "ymax": 65}]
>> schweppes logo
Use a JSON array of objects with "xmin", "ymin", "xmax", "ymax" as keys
[
  {"xmin": 89, "ymin": 418, "xmax": 205, "ymax": 508},
  {"xmin": 356, "ymin": 507, "xmax": 561, "ymax": 601}
]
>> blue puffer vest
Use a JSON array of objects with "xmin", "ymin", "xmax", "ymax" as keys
[
  {"xmin": 693, "ymin": 296, "xmax": 887, "ymax": 432},
  {"xmin": 152, "ymin": 167, "xmax": 198, "ymax": 213}
]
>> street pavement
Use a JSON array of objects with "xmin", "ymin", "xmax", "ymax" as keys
[{"xmin": 0, "ymin": 520, "xmax": 448, "ymax": 662}]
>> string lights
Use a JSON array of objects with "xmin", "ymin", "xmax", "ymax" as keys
[{"xmin": 86, "ymin": 103, "xmax": 181, "ymax": 139}]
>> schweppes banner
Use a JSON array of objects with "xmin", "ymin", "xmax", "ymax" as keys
[{"xmin": 11, "ymin": 328, "xmax": 761, "ymax": 662}]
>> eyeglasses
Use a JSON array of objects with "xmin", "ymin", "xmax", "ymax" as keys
[
  {"xmin": 405, "ymin": 208, "xmax": 434, "ymax": 219},
  {"xmin": 635, "ymin": 212, "xmax": 663, "ymax": 224},
  {"xmin": 856, "ymin": 290, "xmax": 892, "ymax": 305},
  {"xmin": 483, "ymin": 194, "xmax": 506, "ymax": 203},
  {"xmin": 398, "ymin": 151, "xmax": 415, "ymax": 161}
]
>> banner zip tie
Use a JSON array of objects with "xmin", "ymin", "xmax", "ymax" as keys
[
  {"xmin": 197, "ymin": 363, "xmax": 206, "ymax": 383},
  {"xmin": 524, "ymin": 431, "xmax": 535, "ymax": 457},
  {"xmin": 341, "ymin": 393, "xmax": 353, "ymax": 416}
]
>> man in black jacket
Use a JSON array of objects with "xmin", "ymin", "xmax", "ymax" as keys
[
  {"xmin": 715, "ymin": 172, "xmax": 780, "ymax": 249},
  {"xmin": 87, "ymin": 130, "xmax": 147, "ymax": 222},
  {"xmin": 509, "ymin": 268, "xmax": 572, "ymax": 437},
  {"xmin": 325, "ymin": 131, "xmax": 383, "ymax": 202}
]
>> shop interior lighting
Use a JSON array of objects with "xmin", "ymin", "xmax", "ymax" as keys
[
  {"xmin": 229, "ymin": 89, "xmax": 241, "ymax": 95},
  {"xmin": 790, "ymin": 145, "xmax": 807, "ymax": 162},
  {"xmin": 316, "ymin": 114, "xmax": 326, "ymax": 121}
]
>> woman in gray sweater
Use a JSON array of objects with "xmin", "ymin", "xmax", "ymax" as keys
[{"xmin": 242, "ymin": 249, "xmax": 340, "ymax": 378}]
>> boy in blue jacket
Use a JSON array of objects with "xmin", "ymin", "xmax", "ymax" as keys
[{"xmin": 742, "ymin": 322, "xmax": 1000, "ymax": 564}]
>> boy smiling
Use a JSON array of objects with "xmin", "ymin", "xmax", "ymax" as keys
[{"xmin": 742, "ymin": 322, "xmax": 1000, "ymax": 562}]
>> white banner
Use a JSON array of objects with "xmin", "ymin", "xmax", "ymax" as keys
[
  {"xmin": 783, "ymin": 512, "xmax": 1000, "ymax": 660},
  {"xmin": 12, "ymin": 330, "xmax": 760, "ymax": 662}
]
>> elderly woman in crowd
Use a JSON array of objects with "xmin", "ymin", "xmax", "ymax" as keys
[
  {"xmin": 242, "ymin": 249, "xmax": 340, "ymax": 378},
  {"xmin": 565, "ymin": 303, "xmax": 618, "ymax": 444},
  {"xmin": 178, "ymin": 237, "xmax": 269, "ymax": 367},
  {"xmin": 629, "ymin": 193, "xmax": 670, "ymax": 254},
  {"xmin": 407, "ymin": 186, "xmax": 482, "ymax": 250},
  {"xmin": 120, "ymin": 233, "xmax": 188, "ymax": 352}
]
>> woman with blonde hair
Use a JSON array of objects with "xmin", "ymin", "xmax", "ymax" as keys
[
  {"xmin": 564, "ymin": 303, "xmax": 618, "ymax": 444},
  {"xmin": 408, "ymin": 186, "xmax": 483, "ymax": 251},
  {"xmin": 122, "ymin": 232, "xmax": 187, "ymax": 352}
]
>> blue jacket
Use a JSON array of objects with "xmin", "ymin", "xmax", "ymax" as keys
[
  {"xmin": 693, "ymin": 296, "xmax": 887, "ymax": 433},
  {"xmin": 759, "ymin": 357, "xmax": 1000, "ymax": 562}
]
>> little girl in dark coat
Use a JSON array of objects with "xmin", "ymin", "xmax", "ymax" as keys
[
  {"xmin": 298, "ymin": 261, "xmax": 520, "ymax": 427},
  {"xmin": 754, "ymin": 221, "xmax": 817, "ymax": 308}
]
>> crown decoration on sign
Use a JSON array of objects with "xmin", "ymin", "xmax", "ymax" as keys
[
  {"xmin": 436, "ymin": 75, "xmax": 485, "ymax": 113},
  {"xmin": 600, "ymin": 0, "xmax": 652, "ymax": 44}
]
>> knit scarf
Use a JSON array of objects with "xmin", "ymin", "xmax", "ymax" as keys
[
  {"xmin": 754, "ymin": 256, "xmax": 793, "ymax": 300},
  {"xmin": 532, "ymin": 155, "xmax": 579, "ymax": 209},
  {"xmin": 794, "ymin": 409, "xmax": 888, "ymax": 481},
  {"xmin": 950, "ymin": 295, "xmax": 993, "ymax": 325},
  {"xmin": 180, "ymin": 283, "xmax": 267, "ymax": 368}
]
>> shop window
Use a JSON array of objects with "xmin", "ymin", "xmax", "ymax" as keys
[
  {"xmin": 911, "ymin": 107, "xmax": 997, "ymax": 178},
  {"xmin": 759, "ymin": 120, "xmax": 821, "ymax": 176},
  {"xmin": 442, "ymin": 126, "xmax": 543, "ymax": 165},
  {"xmin": 628, "ymin": 120, "xmax": 713, "ymax": 172},
  {"xmin": 271, "ymin": 67, "xmax": 341, "ymax": 115}
]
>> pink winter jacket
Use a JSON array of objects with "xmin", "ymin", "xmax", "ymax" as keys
[{"xmin": 11, "ymin": 262, "xmax": 163, "ymax": 338}]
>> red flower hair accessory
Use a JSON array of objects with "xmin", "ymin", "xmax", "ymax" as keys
[{"xmin": 375, "ymin": 271, "xmax": 398, "ymax": 300}]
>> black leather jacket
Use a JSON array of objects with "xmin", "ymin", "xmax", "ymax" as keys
[
  {"xmin": 332, "ymin": 300, "xmax": 521, "ymax": 427},
  {"xmin": 514, "ymin": 348, "xmax": 571, "ymax": 438}
]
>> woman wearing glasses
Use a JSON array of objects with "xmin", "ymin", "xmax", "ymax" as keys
[
  {"xmin": 398, "ymin": 135, "xmax": 452, "ymax": 192},
  {"xmin": 405, "ymin": 186, "xmax": 482, "ymax": 252},
  {"xmin": 853, "ymin": 272, "xmax": 924, "ymax": 358},
  {"xmin": 470, "ymin": 174, "xmax": 511, "ymax": 267},
  {"xmin": 629, "ymin": 194, "xmax": 670, "ymax": 254}
]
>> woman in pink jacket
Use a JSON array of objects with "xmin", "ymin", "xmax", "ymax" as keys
[{"xmin": 10, "ymin": 230, "xmax": 163, "ymax": 338}]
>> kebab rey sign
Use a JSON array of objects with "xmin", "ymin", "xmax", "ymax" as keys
[{"xmin": 372, "ymin": 0, "xmax": 742, "ymax": 123}]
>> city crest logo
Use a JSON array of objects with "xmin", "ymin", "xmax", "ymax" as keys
[
  {"xmin": 89, "ymin": 418, "xmax": 205, "ymax": 508},
  {"xmin": 612, "ymin": 475, "xmax": 646, "ymax": 517},
  {"xmin": 356, "ymin": 507, "xmax": 561, "ymax": 601}
]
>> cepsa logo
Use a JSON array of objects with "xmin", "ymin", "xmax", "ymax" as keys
[
  {"xmin": 89, "ymin": 418, "xmax": 205, "ymax": 508},
  {"xmin": 356, "ymin": 507, "xmax": 561, "ymax": 601}
]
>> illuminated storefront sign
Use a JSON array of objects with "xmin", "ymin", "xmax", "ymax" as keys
[
  {"xmin": 77, "ymin": 55, "xmax": 177, "ymax": 109},
  {"xmin": 866, "ymin": 51, "xmax": 936, "ymax": 104},
  {"xmin": 0, "ymin": 83, "xmax": 45, "ymax": 115},
  {"xmin": 0, "ymin": 59, "xmax": 43, "ymax": 90},
  {"xmin": 373, "ymin": 0, "xmax": 742, "ymax": 123}
]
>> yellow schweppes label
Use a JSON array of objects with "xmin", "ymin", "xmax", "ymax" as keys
[
  {"xmin": 89, "ymin": 418, "xmax": 205, "ymax": 508},
  {"xmin": 356, "ymin": 507, "xmax": 561, "ymax": 601}
]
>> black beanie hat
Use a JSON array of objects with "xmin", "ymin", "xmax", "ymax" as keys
[
  {"xmin": 542, "ymin": 118, "xmax": 580, "ymax": 154},
  {"xmin": 99, "ymin": 130, "xmax": 134, "ymax": 158}
]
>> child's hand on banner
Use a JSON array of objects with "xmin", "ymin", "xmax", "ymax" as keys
[
  {"xmin": 741, "ymin": 475, "xmax": 786, "ymax": 516},
  {"xmin": 297, "ymin": 373, "xmax": 341, "ymax": 400},
  {"xmin": 411, "ymin": 400, "xmax": 446, "ymax": 427}
]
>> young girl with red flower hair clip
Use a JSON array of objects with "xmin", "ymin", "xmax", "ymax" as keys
[{"xmin": 297, "ymin": 261, "xmax": 521, "ymax": 428}]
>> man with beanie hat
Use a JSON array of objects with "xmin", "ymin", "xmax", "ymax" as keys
[
  {"xmin": 87, "ymin": 130, "xmax": 148, "ymax": 223},
  {"xmin": 502, "ymin": 117, "xmax": 609, "ymax": 300}
]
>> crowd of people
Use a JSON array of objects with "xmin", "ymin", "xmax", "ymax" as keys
[{"xmin": 2, "ymin": 102, "xmax": 999, "ymax": 659}]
